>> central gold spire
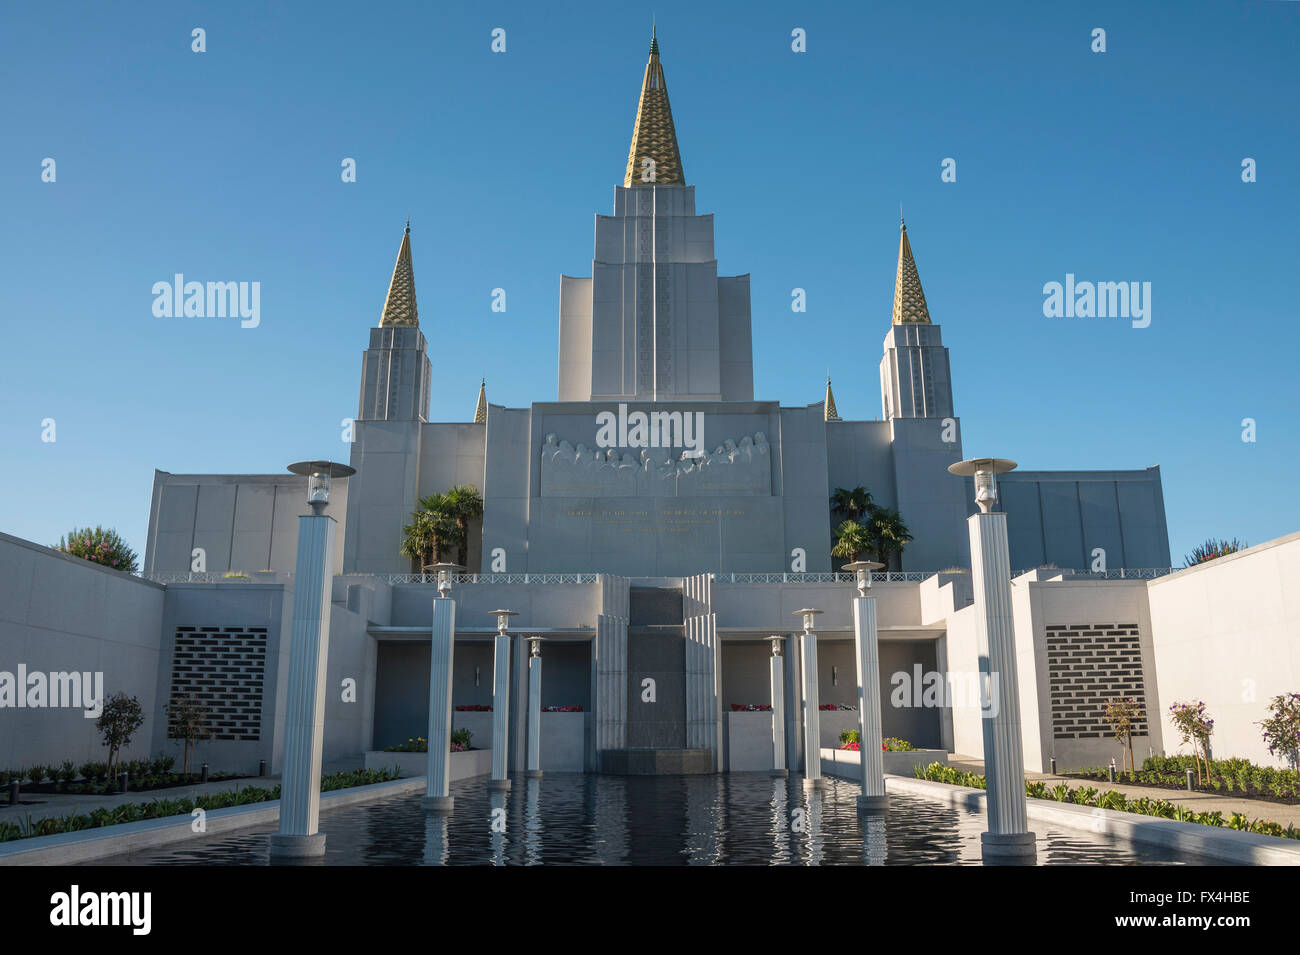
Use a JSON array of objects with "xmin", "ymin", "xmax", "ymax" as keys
[
  {"xmin": 379, "ymin": 220, "xmax": 419, "ymax": 327},
  {"xmin": 891, "ymin": 218, "xmax": 932, "ymax": 325},
  {"xmin": 623, "ymin": 28, "xmax": 685, "ymax": 186}
]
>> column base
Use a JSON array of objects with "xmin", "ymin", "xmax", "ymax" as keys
[
  {"xmin": 856, "ymin": 794, "xmax": 889, "ymax": 812},
  {"xmin": 268, "ymin": 833, "xmax": 326, "ymax": 858},
  {"xmin": 769, "ymin": 768, "xmax": 789, "ymax": 778},
  {"xmin": 422, "ymin": 795, "xmax": 455, "ymax": 814},
  {"xmin": 802, "ymin": 776, "xmax": 826, "ymax": 790},
  {"xmin": 981, "ymin": 830, "xmax": 1037, "ymax": 861},
  {"xmin": 488, "ymin": 778, "xmax": 512, "ymax": 792},
  {"xmin": 525, "ymin": 770, "xmax": 543, "ymax": 779}
]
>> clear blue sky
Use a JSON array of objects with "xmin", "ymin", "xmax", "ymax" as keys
[{"xmin": 2, "ymin": 0, "xmax": 1296, "ymax": 569}]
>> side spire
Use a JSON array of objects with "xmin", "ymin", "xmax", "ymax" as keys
[
  {"xmin": 891, "ymin": 218, "xmax": 932, "ymax": 325},
  {"xmin": 474, "ymin": 377, "xmax": 488, "ymax": 424},
  {"xmin": 623, "ymin": 29, "xmax": 685, "ymax": 186},
  {"xmin": 379, "ymin": 220, "xmax": 419, "ymax": 327},
  {"xmin": 824, "ymin": 376, "xmax": 841, "ymax": 422}
]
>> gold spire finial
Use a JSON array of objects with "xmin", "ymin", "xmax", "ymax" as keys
[
  {"xmin": 623, "ymin": 29, "xmax": 684, "ymax": 187},
  {"xmin": 379, "ymin": 221, "xmax": 419, "ymax": 327},
  {"xmin": 824, "ymin": 376, "xmax": 841, "ymax": 422},
  {"xmin": 473, "ymin": 377, "xmax": 488, "ymax": 424},
  {"xmin": 891, "ymin": 218, "xmax": 932, "ymax": 325}
]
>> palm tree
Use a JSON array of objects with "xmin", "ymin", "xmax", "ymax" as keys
[
  {"xmin": 863, "ymin": 506, "xmax": 913, "ymax": 570},
  {"xmin": 831, "ymin": 521, "xmax": 874, "ymax": 562},
  {"xmin": 830, "ymin": 486, "xmax": 874, "ymax": 523},
  {"xmin": 400, "ymin": 494, "xmax": 456, "ymax": 571},
  {"xmin": 441, "ymin": 485, "xmax": 484, "ymax": 566}
]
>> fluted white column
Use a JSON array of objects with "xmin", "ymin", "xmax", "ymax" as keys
[
  {"xmin": 526, "ymin": 652, "xmax": 542, "ymax": 777},
  {"xmin": 800, "ymin": 632, "xmax": 823, "ymax": 789},
  {"xmin": 853, "ymin": 596, "xmax": 887, "ymax": 810},
  {"xmin": 769, "ymin": 645, "xmax": 787, "ymax": 776},
  {"xmin": 969, "ymin": 512, "xmax": 1036, "ymax": 859},
  {"xmin": 490, "ymin": 633, "xmax": 512, "ymax": 790},
  {"xmin": 422, "ymin": 597, "xmax": 456, "ymax": 813},
  {"xmin": 269, "ymin": 514, "xmax": 336, "ymax": 859}
]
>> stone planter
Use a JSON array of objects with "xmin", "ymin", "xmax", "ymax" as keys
[
  {"xmin": 540, "ymin": 711, "xmax": 585, "ymax": 771},
  {"xmin": 363, "ymin": 748, "xmax": 492, "ymax": 781},
  {"xmin": 818, "ymin": 746, "xmax": 949, "ymax": 779},
  {"xmin": 727, "ymin": 710, "xmax": 776, "ymax": 771}
]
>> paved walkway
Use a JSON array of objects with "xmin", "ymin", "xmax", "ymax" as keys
[
  {"xmin": 0, "ymin": 757, "xmax": 365, "ymax": 827},
  {"xmin": 947, "ymin": 754, "xmax": 1300, "ymax": 828}
]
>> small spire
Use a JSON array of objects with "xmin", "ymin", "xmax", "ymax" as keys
[
  {"xmin": 824, "ymin": 376, "xmax": 841, "ymax": 422},
  {"xmin": 379, "ymin": 221, "xmax": 419, "ymax": 327},
  {"xmin": 891, "ymin": 218, "xmax": 932, "ymax": 325},
  {"xmin": 473, "ymin": 377, "xmax": 488, "ymax": 424},
  {"xmin": 624, "ymin": 28, "xmax": 684, "ymax": 187}
]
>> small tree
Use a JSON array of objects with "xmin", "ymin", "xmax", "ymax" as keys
[
  {"xmin": 166, "ymin": 694, "xmax": 211, "ymax": 775},
  {"xmin": 1258, "ymin": 692, "xmax": 1300, "ymax": 770},
  {"xmin": 96, "ymin": 692, "xmax": 145, "ymax": 776},
  {"xmin": 1103, "ymin": 697, "xmax": 1143, "ymax": 773},
  {"xmin": 862, "ymin": 504, "xmax": 913, "ymax": 570},
  {"xmin": 1168, "ymin": 700, "xmax": 1214, "ymax": 785},
  {"xmin": 442, "ymin": 484, "xmax": 484, "ymax": 567},
  {"xmin": 830, "ymin": 486, "xmax": 874, "ymax": 523},
  {"xmin": 55, "ymin": 525, "xmax": 139, "ymax": 574}
]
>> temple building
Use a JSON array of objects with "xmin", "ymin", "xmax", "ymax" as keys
[{"xmin": 23, "ymin": 33, "xmax": 1287, "ymax": 790}]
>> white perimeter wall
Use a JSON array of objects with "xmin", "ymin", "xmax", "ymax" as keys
[
  {"xmin": 0, "ymin": 533, "xmax": 166, "ymax": 768},
  {"xmin": 1148, "ymin": 531, "xmax": 1300, "ymax": 767}
]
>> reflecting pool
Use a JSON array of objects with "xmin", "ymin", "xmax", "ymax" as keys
[{"xmin": 92, "ymin": 773, "xmax": 1203, "ymax": 865}]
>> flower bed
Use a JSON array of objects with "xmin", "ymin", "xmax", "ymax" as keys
[
  {"xmin": 0, "ymin": 757, "xmax": 245, "ymax": 796},
  {"xmin": 1066, "ymin": 755, "xmax": 1300, "ymax": 805},
  {"xmin": 454, "ymin": 704, "xmax": 492, "ymax": 712},
  {"xmin": 914, "ymin": 761, "xmax": 1300, "ymax": 841},
  {"xmin": 730, "ymin": 704, "xmax": 770, "ymax": 712},
  {"xmin": 541, "ymin": 705, "xmax": 583, "ymax": 712},
  {"xmin": 384, "ymin": 728, "xmax": 475, "ymax": 753},
  {"xmin": 819, "ymin": 703, "xmax": 856, "ymax": 711},
  {"xmin": 0, "ymin": 769, "xmax": 400, "ymax": 843}
]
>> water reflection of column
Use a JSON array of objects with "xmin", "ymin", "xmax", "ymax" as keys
[
  {"xmin": 592, "ymin": 776, "xmax": 628, "ymax": 865},
  {"xmin": 861, "ymin": 812, "xmax": 887, "ymax": 866},
  {"xmin": 422, "ymin": 812, "xmax": 450, "ymax": 866},
  {"xmin": 802, "ymin": 788, "xmax": 825, "ymax": 866},
  {"xmin": 770, "ymin": 776, "xmax": 791, "ymax": 864},
  {"xmin": 489, "ymin": 790, "xmax": 508, "ymax": 866},
  {"xmin": 523, "ymin": 775, "xmax": 542, "ymax": 865},
  {"xmin": 685, "ymin": 776, "xmax": 722, "ymax": 865}
]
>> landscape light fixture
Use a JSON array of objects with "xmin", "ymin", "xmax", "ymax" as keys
[
  {"xmin": 793, "ymin": 607, "xmax": 823, "ymax": 633},
  {"xmin": 490, "ymin": 609, "xmax": 518, "ymax": 634},
  {"xmin": 765, "ymin": 635, "xmax": 784, "ymax": 657},
  {"xmin": 287, "ymin": 460, "xmax": 356, "ymax": 515},
  {"xmin": 948, "ymin": 457, "xmax": 1017, "ymax": 514},
  {"xmin": 426, "ymin": 562, "xmax": 463, "ymax": 599},
  {"xmin": 526, "ymin": 635, "xmax": 547, "ymax": 658},
  {"xmin": 842, "ymin": 560, "xmax": 885, "ymax": 597}
]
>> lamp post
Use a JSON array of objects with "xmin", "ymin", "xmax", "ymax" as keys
[
  {"xmin": 269, "ymin": 460, "xmax": 354, "ymax": 859},
  {"xmin": 794, "ymin": 608, "xmax": 824, "ymax": 790},
  {"xmin": 426, "ymin": 561, "xmax": 462, "ymax": 598},
  {"xmin": 525, "ymin": 636, "xmax": 546, "ymax": 779},
  {"xmin": 422, "ymin": 564, "xmax": 463, "ymax": 814},
  {"xmin": 488, "ymin": 610, "xmax": 517, "ymax": 792},
  {"xmin": 948, "ymin": 457, "xmax": 1036, "ymax": 861},
  {"xmin": 843, "ymin": 560, "xmax": 888, "ymax": 812},
  {"xmin": 765, "ymin": 635, "xmax": 787, "ymax": 777}
]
